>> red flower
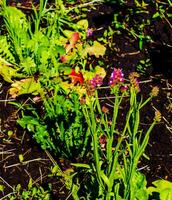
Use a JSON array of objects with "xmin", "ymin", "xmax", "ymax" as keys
[
  {"xmin": 70, "ymin": 32, "xmax": 80, "ymax": 45},
  {"xmin": 69, "ymin": 69, "xmax": 84, "ymax": 84},
  {"xmin": 60, "ymin": 55, "xmax": 67, "ymax": 63}
]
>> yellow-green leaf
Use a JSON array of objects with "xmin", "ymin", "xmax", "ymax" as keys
[
  {"xmin": 84, "ymin": 41, "xmax": 106, "ymax": 58},
  {"xmin": 95, "ymin": 66, "xmax": 106, "ymax": 78},
  {"xmin": 77, "ymin": 19, "xmax": 88, "ymax": 30},
  {"xmin": 9, "ymin": 77, "xmax": 43, "ymax": 98},
  {"xmin": 19, "ymin": 154, "xmax": 24, "ymax": 162},
  {"xmin": 0, "ymin": 58, "xmax": 16, "ymax": 83}
]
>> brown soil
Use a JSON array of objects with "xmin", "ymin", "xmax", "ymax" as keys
[{"xmin": 0, "ymin": 1, "xmax": 172, "ymax": 199}]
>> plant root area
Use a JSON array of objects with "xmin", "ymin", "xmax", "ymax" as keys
[{"xmin": 0, "ymin": 1, "xmax": 172, "ymax": 199}]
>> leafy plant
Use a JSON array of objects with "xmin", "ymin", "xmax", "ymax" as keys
[
  {"xmin": 78, "ymin": 69, "xmax": 160, "ymax": 199},
  {"xmin": 148, "ymin": 179, "xmax": 172, "ymax": 200},
  {"xmin": 4, "ymin": 179, "xmax": 51, "ymax": 200}
]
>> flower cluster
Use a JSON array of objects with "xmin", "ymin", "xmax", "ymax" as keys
[
  {"xmin": 154, "ymin": 110, "xmax": 161, "ymax": 122},
  {"xmin": 90, "ymin": 74, "xmax": 103, "ymax": 88},
  {"xmin": 109, "ymin": 68, "xmax": 124, "ymax": 86},
  {"xmin": 150, "ymin": 86, "xmax": 159, "ymax": 97}
]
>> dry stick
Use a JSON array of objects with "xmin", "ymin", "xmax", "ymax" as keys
[
  {"xmin": 0, "ymin": 192, "xmax": 17, "ymax": 200},
  {"xmin": 0, "ymin": 154, "xmax": 15, "ymax": 163},
  {"xmin": 24, "ymin": 169, "xmax": 32, "ymax": 180},
  {"xmin": 39, "ymin": 167, "xmax": 43, "ymax": 184},
  {"xmin": 0, "ymin": 148, "xmax": 15, "ymax": 162},
  {"xmin": 45, "ymin": 150, "xmax": 57, "ymax": 166},
  {"xmin": 161, "ymin": 12, "xmax": 172, "ymax": 29},
  {"xmin": 0, "ymin": 99, "xmax": 15, "ymax": 102},
  {"xmin": 0, "ymin": 149, "xmax": 16, "ymax": 155},
  {"xmin": 23, "ymin": 148, "xmax": 32, "ymax": 157},
  {"xmin": 4, "ymin": 158, "xmax": 49, "ymax": 169},
  {"xmin": 32, "ymin": 174, "xmax": 48, "ymax": 185},
  {"xmin": 20, "ymin": 130, "xmax": 26, "ymax": 144},
  {"xmin": 68, "ymin": 0, "xmax": 103, "ymax": 10},
  {"xmin": 0, "ymin": 176, "xmax": 13, "ymax": 190}
]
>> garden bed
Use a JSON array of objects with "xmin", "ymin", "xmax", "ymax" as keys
[{"xmin": 0, "ymin": 0, "xmax": 172, "ymax": 199}]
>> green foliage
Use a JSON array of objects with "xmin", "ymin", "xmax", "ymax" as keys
[
  {"xmin": 17, "ymin": 89, "xmax": 88, "ymax": 158},
  {"xmin": 148, "ymin": 180, "xmax": 172, "ymax": 200},
  {"xmin": 8, "ymin": 180, "xmax": 51, "ymax": 200},
  {"xmin": 0, "ymin": 36, "xmax": 15, "ymax": 62},
  {"xmin": 80, "ymin": 78, "xmax": 159, "ymax": 199}
]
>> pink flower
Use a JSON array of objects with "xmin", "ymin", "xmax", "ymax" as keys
[
  {"xmin": 120, "ymin": 85, "xmax": 128, "ymax": 92},
  {"xmin": 90, "ymin": 74, "xmax": 103, "ymax": 88},
  {"xmin": 87, "ymin": 28, "xmax": 93, "ymax": 37},
  {"xmin": 109, "ymin": 68, "xmax": 124, "ymax": 86}
]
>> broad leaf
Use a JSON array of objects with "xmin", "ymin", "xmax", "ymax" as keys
[
  {"xmin": 148, "ymin": 180, "xmax": 172, "ymax": 200},
  {"xmin": 77, "ymin": 19, "xmax": 89, "ymax": 30},
  {"xmin": 9, "ymin": 77, "xmax": 43, "ymax": 98},
  {"xmin": 84, "ymin": 41, "xmax": 106, "ymax": 58}
]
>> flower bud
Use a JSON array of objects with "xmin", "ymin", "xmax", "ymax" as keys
[
  {"xmin": 150, "ymin": 86, "xmax": 159, "ymax": 97},
  {"xmin": 154, "ymin": 110, "xmax": 161, "ymax": 122}
]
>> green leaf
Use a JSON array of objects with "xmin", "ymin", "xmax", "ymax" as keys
[
  {"xmin": 0, "ymin": 58, "xmax": 17, "ymax": 83},
  {"xmin": 71, "ymin": 163, "xmax": 90, "ymax": 169},
  {"xmin": 28, "ymin": 178, "xmax": 33, "ymax": 190},
  {"xmin": 77, "ymin": 19, "xmax": 88, "ymax": 30},
  {"xmin": 147, "ymin": 179, "xmax": 172, "ymax": 199},
  {"xmin": 0, "ymin": 185, "xmax": 5, "ymax": 192},
  {"xmin": 19, "ymin": 154, "xmax": 24, "ymax": 162},
  {"xmin": 55, "ymin": 45, "xmax": 66, "ymax": 55},
  {"xmin": 153, "ymin": 12, "xmax": 160, "ymax": 18},
  {"xmin": 100, "ymin": 171, "xmax": 110, "ymax": 187}
]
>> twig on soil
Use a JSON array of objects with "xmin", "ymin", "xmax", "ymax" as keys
[
  {"xmin": 4, "ymin": 158, "xmax": 49, "ymax": 169},
  {"xmin": 0, "ymin": 148, "xmax": 16, "ymax": 155},
  {"xmin": 45, "ymin": 150, "xmax": 57, "ymax": 166},
  {"xmin": 23, "ymin": 148, "xmax": 32, "ymax": 157},
  {"xmin": 119, "ymin": 51, "xmax": 140, "ymax": 58},
  {"xmin": 32, "ymin": 174, "xmax": 48, "ymax": 185},
  {"xmin": 0, "ymin": 99, "xmax": 15, "ymax": 102},
  {"xmin": 0, "ymin": 176, "xmax": 13, "ymax": 190},
  {"xmin": 68, "ymin": 0, "xmax": 103, "ymax": 11},
  {"xmin": 0, "ymin": 192, "xmax": 17, "ymax": 200},
  {"xmin": 139, "ymin": 79, "xmax": 152, "ymax": 84},
  {"xmin": 39, "ymin": 167, "xmax": 43, "ymax": 184},
  {"xmin": 137, "ymin": 165, "xmax": 149, "ymax": 171},
  {"xmin": 24, "ymin": 169, "xmax": 32, "ymax": 180},
  {"xmin": 0, "ymin": 154, "xmax": 15, "ymax": 163},
  {"xmin": 20, "ymin": 131, "xmax": 26, "ymax": 144}
]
